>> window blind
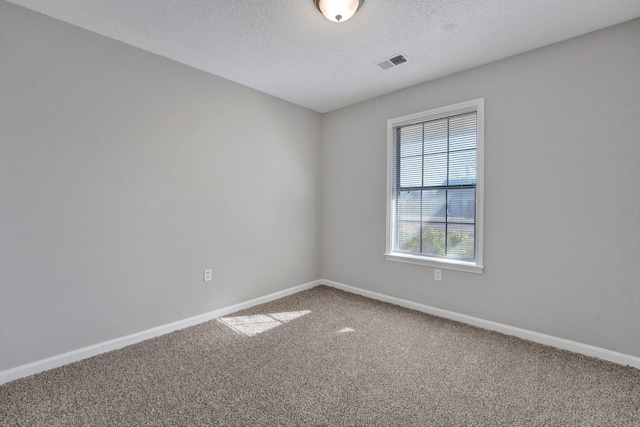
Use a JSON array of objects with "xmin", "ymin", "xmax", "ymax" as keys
[{"xmin": 392, "ymin": 112, "xmax": 477, "ymax": 261}]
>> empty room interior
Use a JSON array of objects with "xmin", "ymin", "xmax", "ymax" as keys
[{"xmin": 1, "ymin": 0, "xmax": 640, "ymax": 425}]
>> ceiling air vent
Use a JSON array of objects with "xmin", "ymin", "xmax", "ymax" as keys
[{"xmin": 376, "ymin": 54, "xmax": 409, "ymax": 71}]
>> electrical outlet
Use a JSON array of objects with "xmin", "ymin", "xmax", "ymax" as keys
[
  {"xmin": 204, "ymin": 269, "xmax": 212, "ymax": 282},
  {"xmin": 434, "ymin": 269, "xmax": 442, "ymax": 281}
]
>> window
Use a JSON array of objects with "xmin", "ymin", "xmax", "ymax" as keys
[{"xmin": 385, "ymin": 99, "xmax": 484, "ymax": 273}]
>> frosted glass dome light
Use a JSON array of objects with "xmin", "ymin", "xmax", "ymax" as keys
[{"xmin": 314, "ymin": 0, "xmax": 364, "ymax": 23}]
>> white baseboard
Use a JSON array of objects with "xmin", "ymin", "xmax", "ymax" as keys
[
  {"xmin": 0, "ymin": 280, "xmax": 322, "ymax": 385},
  {"xmin": 3, "ymin": 278, "xmax": 637, "ymax": 386},
  {"xmin": 321, "ymin": 279, "xmax": 640, "ymax": 370}
]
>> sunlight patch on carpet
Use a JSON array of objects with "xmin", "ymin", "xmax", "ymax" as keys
[
  {"xmin": 218, "ymin": 310, "xmax": 311, "ymax": 337},
  {"xmin": 338, "ymin": 327, "xmax": 354, "ymax": 333}
]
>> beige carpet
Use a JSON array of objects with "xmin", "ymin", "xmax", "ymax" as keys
[{"xmin": 1, "ymin": 285, "xmax": 639, "ymax": 426}]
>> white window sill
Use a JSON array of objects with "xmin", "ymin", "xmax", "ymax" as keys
[{"xmin": 384, "ymin": 252, "xmax": 484, "ymax": 274}]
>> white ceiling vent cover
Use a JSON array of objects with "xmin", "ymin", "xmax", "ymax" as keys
[{"xmin": 376, "ymin": 54, "xmax": 409, "ymax": 71}]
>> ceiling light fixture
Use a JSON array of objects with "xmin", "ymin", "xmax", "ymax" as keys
[{"xmin": 314, "ymin": 0, "xmax": 364, "ymax": 23}]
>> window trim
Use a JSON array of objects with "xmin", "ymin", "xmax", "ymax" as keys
[{"xmin": 385, "ymin": 98, "xmax": 485, "ymax": 274}]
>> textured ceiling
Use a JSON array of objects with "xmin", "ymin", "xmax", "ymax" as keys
[{"xmin": 7, "ymin": 0, "xmax": 640, "ymax": 113}]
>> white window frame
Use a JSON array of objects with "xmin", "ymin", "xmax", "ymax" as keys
[{"xmin": 385, "ymin": 99, "xmax": 484, "ymax": 274}]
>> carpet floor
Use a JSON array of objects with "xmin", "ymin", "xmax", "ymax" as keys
[{"xmin": 1, "ymin": 285, "xmax": 639, "ymax": 426}]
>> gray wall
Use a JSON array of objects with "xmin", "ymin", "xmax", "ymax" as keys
[
  {"xmin": 0, "ymin": 2, "xmax": 321, "ymax": 370},
  {"xmin": 321, "ymin": 19, "xmax": 640, "ymax": 358}
]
